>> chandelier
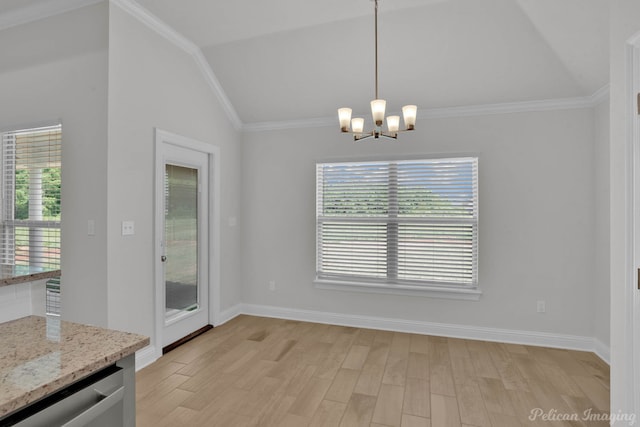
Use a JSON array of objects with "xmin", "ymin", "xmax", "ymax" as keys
[{"xmin": 338, "ymin": 0, "xmax": 417, "ymax": 141}]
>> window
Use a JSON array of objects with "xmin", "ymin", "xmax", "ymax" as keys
[
  {"xmin": 1, "ymin": 124, "xmax": 61, "ymax": 279},
  {"xmin": 315, "ymin": 157, "xmax": 479, "ymax": 298}
]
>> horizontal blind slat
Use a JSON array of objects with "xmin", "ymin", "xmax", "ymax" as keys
[{"xmin": 317, "ymin": 157, "xmax": 478, "ymax": 287}]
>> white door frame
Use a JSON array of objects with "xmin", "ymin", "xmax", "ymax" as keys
[
  {"xmin": 626, "ymin": 32, "xmax": 640, "ymax": 416},
  {"xmin": 154, "ymin": 129, "xmax": 221, "ymax": 359}
]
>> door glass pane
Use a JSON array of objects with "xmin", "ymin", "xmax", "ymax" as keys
[{"xmin": 165, "ymin": 164, "xmax": 198, "ymax": 319}]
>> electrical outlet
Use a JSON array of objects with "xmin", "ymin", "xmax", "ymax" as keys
[
  {"xmin": 537, "ymin": 300, "xmax": 546, "ymax": 313},
  {"xmin": 121, "ymin": 220, "xmax": 135, "ymax": 236},
  {"xmin": 268, "ymin": 280, "xmax": 276, "ymax": 291}
]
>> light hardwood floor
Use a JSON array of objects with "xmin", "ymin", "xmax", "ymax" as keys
[{"xmin": 136, "ymin": 315, "xmax": 610, "ymax": 427}]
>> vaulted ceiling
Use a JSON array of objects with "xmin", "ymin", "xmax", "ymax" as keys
[{"xmin": 0, "ymin": 0, "xmax": 609, "ymax": 125}]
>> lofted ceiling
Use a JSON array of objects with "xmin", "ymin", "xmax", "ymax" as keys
[{"xmin": 0, "ymin": 0, "xmax": 609, "ymax": 126}]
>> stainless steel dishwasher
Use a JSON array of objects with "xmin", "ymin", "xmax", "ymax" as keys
[{"xmin": 0, "ymin": 365, "xmax": 125, "ymax": 427}]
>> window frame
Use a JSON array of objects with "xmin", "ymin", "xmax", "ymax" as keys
[
  {"xmin": 0, "ymin": 123, "xmax": 61, "ymax": 285},
  {"xmin": 314, "ymin": 155, "xmax": 481, "ymax": 300}
]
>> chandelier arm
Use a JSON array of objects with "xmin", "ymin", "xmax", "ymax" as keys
[
  {"xmin": 354, "ymin": 132, "xmax": 375, "ymax": 142},
  {"xmin": 378, "ymin": 132, "xmax": 398, "ymax": 140},
  {"xmin": 346, "ymin": 126, "xmax": 412, "ymax": 138},
  {"xmin": 393, "ymin": 127, "xmax": 415, "ymax": 134},
  {"xmin": 351, "ymin": 131, "xmax": 400, "ymax": 142}
]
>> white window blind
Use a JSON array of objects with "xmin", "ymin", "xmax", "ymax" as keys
[
  {"xmin": 316, "ymin": 157, "xmax": 478, "ymax": 289},
  {"xmin": 1, "ymin": 124, "xmax": 61, "ymax": 274}
]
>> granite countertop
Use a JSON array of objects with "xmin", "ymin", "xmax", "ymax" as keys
[
  {"xmin": 0, "ymin": 267, "xmax": 60, "ymax": 287},
  {"xmin": 0, "ymin": 315, "xmax": 149, "ymax": 418}
]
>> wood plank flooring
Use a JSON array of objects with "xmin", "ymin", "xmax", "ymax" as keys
[{"xmin": 136, "ymin": 315, "xmax": 610, "ymax": 427}]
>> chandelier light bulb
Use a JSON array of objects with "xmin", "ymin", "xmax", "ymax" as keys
[
  {"xmin": 386, "ymin": 115, "xmax": 400, "ymax": 133},
  {"xmin": 338, "ymin": 108, "xmax": 352, "ymax": 132},
  {"xmin": 402, "ymin": 105, "xmax": 417, "ymax": 130},
  {"xmin": 351, "ymin": 118, "xmax": 365, "ymax": 134},
  {"xmin": 371, "ymin": 99, "xmax": 386, "ymax": 126}
]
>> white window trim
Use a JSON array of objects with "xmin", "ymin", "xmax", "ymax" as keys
[
  {"xmin": 315, "ymin": 156, "xmax": 480, "ymax": 300},
  {"xmin": 313, "ymin": 278, "xmax": 482, "ymax": 300}
]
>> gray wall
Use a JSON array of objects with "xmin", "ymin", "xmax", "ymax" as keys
[
  {"xmin": 241, "ymin": 108, "xmax": 599, "ymax": 337},
  {"xmin": 105, "ymin": 4, "xmax": 242, "ymax": 340},
  {"xmin": 0, "ymin": 3, "xmax": 109, "ymax": 325},
  {"xmin": 108, "ymin": 5, "xmax": 240, "ymax": 335},
  {"xmin": 0, "ymin": 2, "xmax": 243, "ymax": 353},
  {"xmin": 0, "ymin": 0, "xmax": 616, "ymax": 378}
]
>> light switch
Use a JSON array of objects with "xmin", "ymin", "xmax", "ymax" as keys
[
  {"xmin": 122, "ymin": 220, "xmax": 135, "ymax": 236},
  {"xmin": 88, "ymin": 220, "xmax": 95, "ymax": 236}
]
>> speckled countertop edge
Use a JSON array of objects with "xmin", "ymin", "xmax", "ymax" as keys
[
  {"xmin": 0, "ymin": 270, "xmax": 60, "ymax": 287},
  {"xmin": 0, "ymin": 316, "xmax": 149, "ymax": 418}
]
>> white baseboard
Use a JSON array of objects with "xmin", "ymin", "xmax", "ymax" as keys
[
  {"xmin": 136, "ymin": 305, "xmax": 241, "ymax": 370},
  {"xmin": 216, "ymin": 303, "xmax": 242, "ymax": 326},
  {"xmin": 135, "ymin": 345, "xmax": 158, "ymax": 371},
  {"xmin": 239, "ymin": 303, "xmax": 608, "ymax": 359},
  {"xmin": 593, "ymin": 338, "xmax": 610, "ymax": 365}
]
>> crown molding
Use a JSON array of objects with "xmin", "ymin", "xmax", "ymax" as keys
[
  {"xmin": 242, "ymin": 85, "xmax": 611, "ymax": 133},
  {"xmin": 109, "ymin": 0, "xmax": 243, "ymax": 131},
  {"xmin": 110, "ymin": 0, "xmax": 195, "ymax": 54},
  {"xmin": 420, "ymin": 92, "xmax": 604, "ymax": 119},
  {"xmin": 589, "ymin": 84, "xmax": 610, "ymax": 105},
  {"xmin": 0, "ymin": 0, "xmax": 102, "ymax": 31},
  {"xmin": 191, "ymin": 50, "xmax": 243, "ymax": 130},
  {"xmin": 242, "ymin": 117, "xmax": 336, "ymax": 133}
]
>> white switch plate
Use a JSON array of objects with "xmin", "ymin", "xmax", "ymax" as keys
[
  {"xmin": 87, "ymin": 219, "xmax": 95, "ymax": 236},
  {"xmin": 122, "ymin": 220, "xmax": 135, "ymax": 236}
]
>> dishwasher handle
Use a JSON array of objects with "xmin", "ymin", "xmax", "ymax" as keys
[{"xmin": 61, "ymin": 386, "xmax": 124, "ymax": 427}]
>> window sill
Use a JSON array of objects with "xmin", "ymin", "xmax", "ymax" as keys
[
  {"xmin": 0, "ymin": 269, "xmax": 60, "ymax": 288},
  {"xmin": 313, "ymin": 278, "xmax": 482, "ymax": 301}
]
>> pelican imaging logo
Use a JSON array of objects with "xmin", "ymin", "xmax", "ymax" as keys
[{"xmin": 529, "ymin": 408, "xmax": 636, "ymax": 425}]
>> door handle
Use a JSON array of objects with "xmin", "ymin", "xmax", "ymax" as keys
[{"xmin": 161, "ymin": 256, "xmax": 167, "ymax": 262}]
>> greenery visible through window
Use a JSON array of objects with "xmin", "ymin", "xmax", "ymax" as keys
[
  {"xmin": 316, "ymin": 157, "xmax": 478, "ymax": 290},
  {"xmin": 15, "ymin": 168, "xmax": 61, "ymax": 220},
  {"xmin": 1, "ymin": 124, "xmax": 61, "ymax": 275}
]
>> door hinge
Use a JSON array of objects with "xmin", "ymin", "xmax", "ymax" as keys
[{"xmin": 637, "ymin": 93, "xmax": 640, "ymax": 115}]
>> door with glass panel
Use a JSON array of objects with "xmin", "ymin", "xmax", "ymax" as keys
[{"xmin": 159, "ymin": 144, "xmax": 209, "ymax": 348}]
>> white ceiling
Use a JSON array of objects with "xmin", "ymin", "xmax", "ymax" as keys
[{"xmin": 0, "ymin": 0, "xmax": 609, "ymax": 125}]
